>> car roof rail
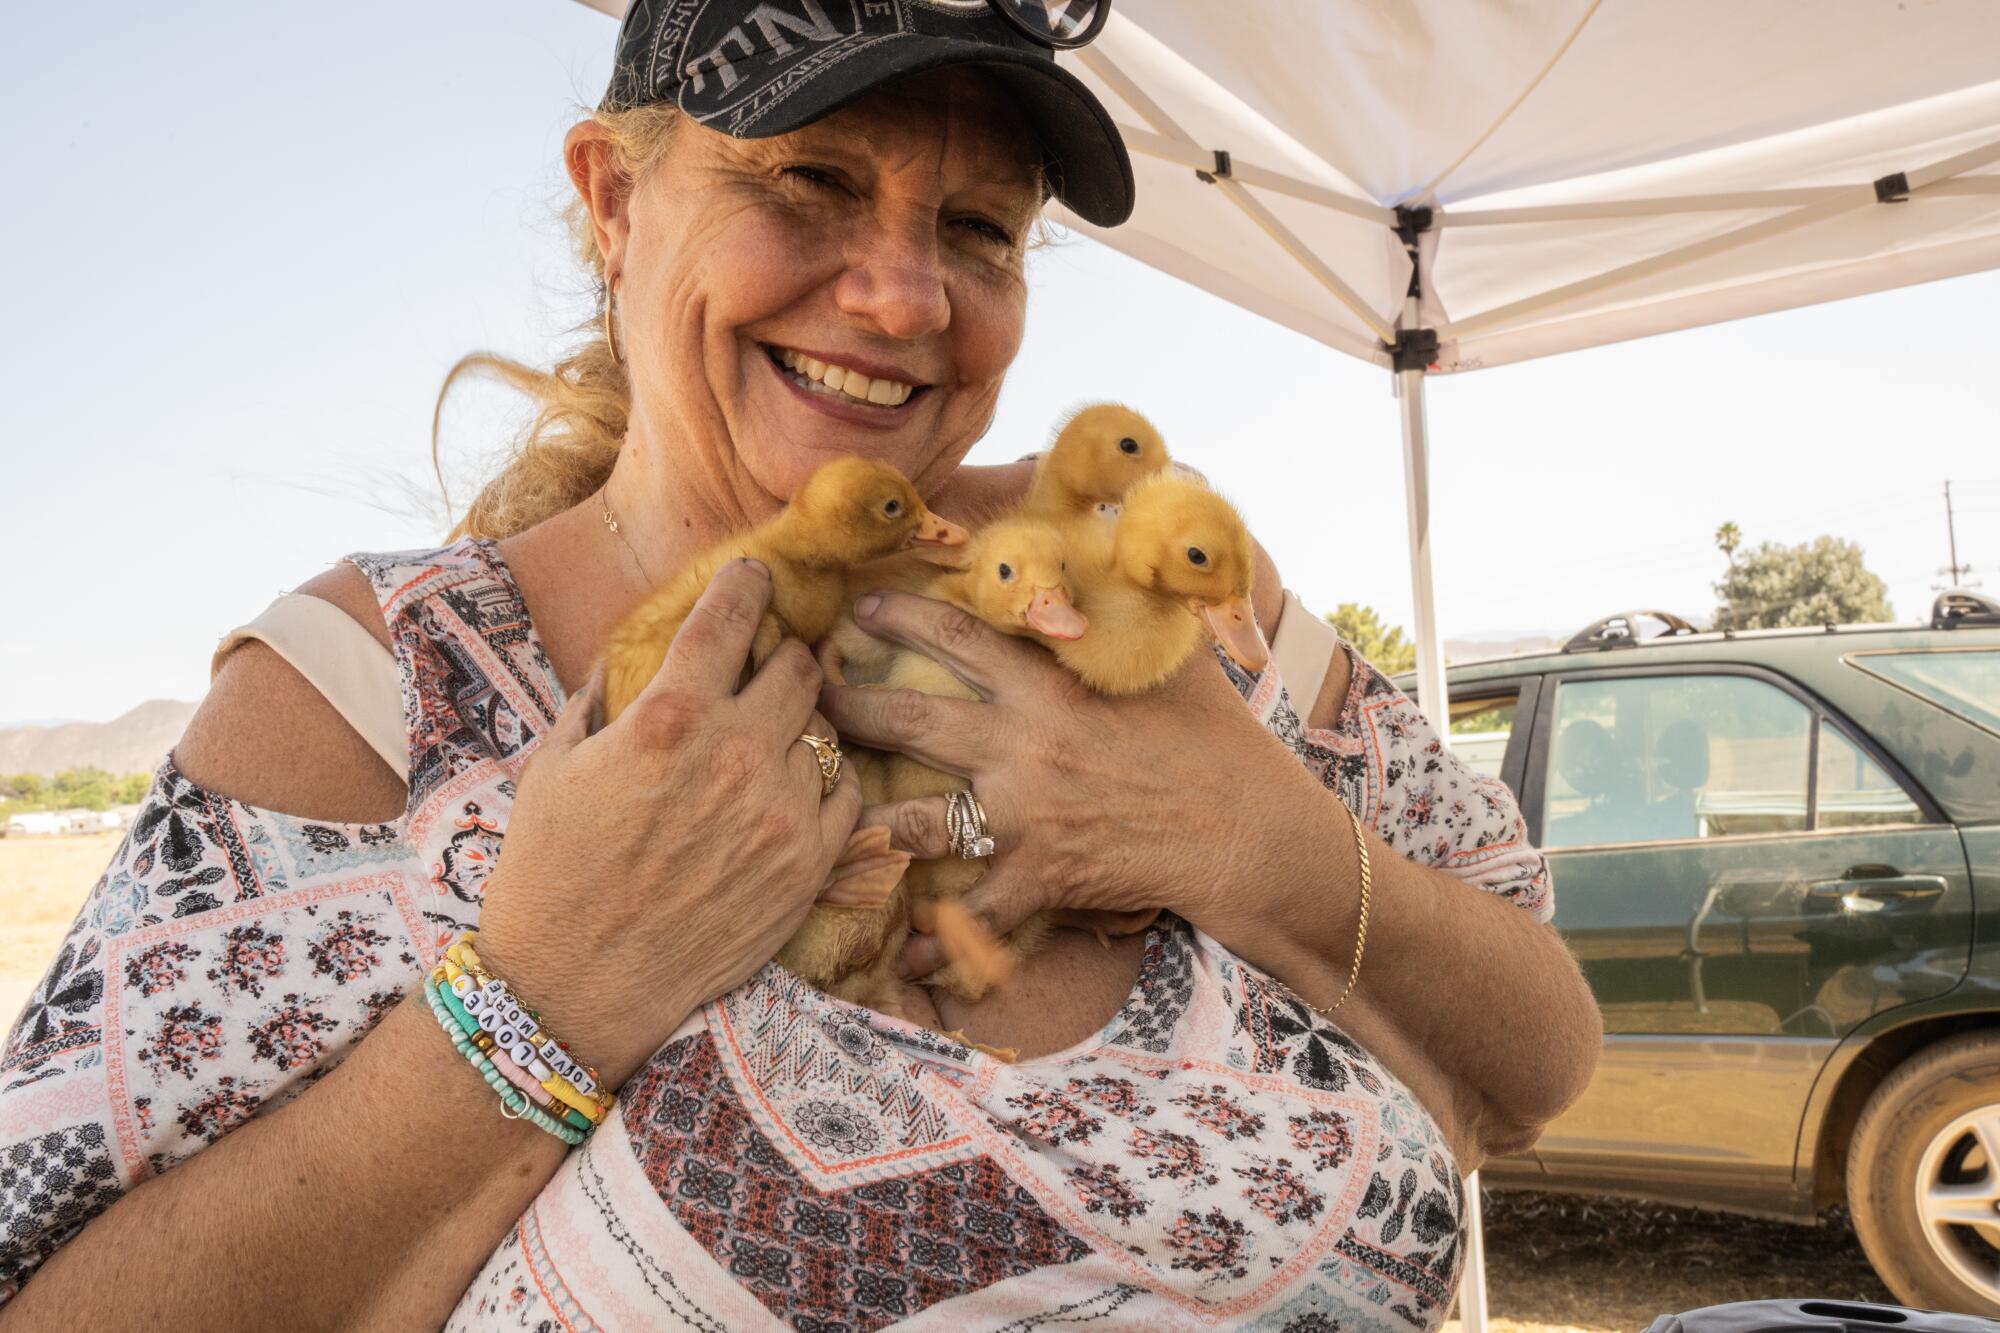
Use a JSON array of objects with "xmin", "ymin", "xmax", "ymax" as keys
[
  {"xmin": 1562, "ymin": 609, "xmax": 1699, "ymax": 653},
  {"xmin": 1933, "ymin": 587, "xmax": 2000, "ymax": 630}
]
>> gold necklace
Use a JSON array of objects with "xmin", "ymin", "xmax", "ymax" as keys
[{"xmin": 599, "ymin": 487, "xmax": 657, "ymax": 588}]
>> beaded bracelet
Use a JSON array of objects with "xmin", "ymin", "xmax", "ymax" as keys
[
  {"xmin": 448, "ymin": 939, "xmax": 607, "ymax": 1099},
  {"xmin": 422, "ymin": 976, "xmax": 586, "ymax": 1146},
  {"xmin": 430, "ymin": 969, "xmax": 594, "ymax": 1132},
  {"xmin": 435, "ymin": 963, "xmax": 601, "ymax": 1131},
  {"xmin": 440, "ymin": 944, "xmax": 608, "ymax": 1104},
  {"xmin": 446, "ymin": 938, "xmax": 611, "ymax": 1110},
  {"xmin": 436, "ymin": 956, "xmax": 608, "ymax": 1127}
]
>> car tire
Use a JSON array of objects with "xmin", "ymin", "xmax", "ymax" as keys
[{"xmin": 1850, "ymin": 1031, "xmax": 2000, "ymax": 1313}]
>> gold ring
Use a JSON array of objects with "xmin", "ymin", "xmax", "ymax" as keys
[{"xmin": 796, "ymin": 733, "xmax": 843, "ymax": 797}]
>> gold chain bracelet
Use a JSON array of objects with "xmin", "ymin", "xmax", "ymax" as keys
[{"xmin": 1278, "ymin": 797, "xmax": 1373, "ymax": 1020}]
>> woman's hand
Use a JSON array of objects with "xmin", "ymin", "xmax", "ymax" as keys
[
  {"xmin": 819, "ymin": 590, "xmax": 1311, "ymax": 979},
  {"xmin": 474, "ymin": 558, "xmax": 863, "ymax": 1086}
]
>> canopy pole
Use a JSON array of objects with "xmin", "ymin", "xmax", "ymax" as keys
[
  {"xmin": 1397, "ymin": 367, "xmax": 1450, "ymax": 733},
  {"xmin": 1395, "ymin": 360, "xmax": 1485, "ymax": 1330}
]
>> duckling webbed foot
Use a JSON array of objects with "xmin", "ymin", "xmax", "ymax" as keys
[{"xmin": 817, "ymin": 826, "xmax": 909, "ymax": 908}]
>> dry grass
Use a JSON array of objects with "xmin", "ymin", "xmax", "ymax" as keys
[
  {"xmin": 0, "ymin": 837, "xmax": 1905, "ymax": 1328},
  {"xmin": 0, "ymin": 830, "xmax": 117, "ymax": 1025},
  {"xmin": 1443, "ymin": 1189, "xmax": 1894, "ymax": 1332}
]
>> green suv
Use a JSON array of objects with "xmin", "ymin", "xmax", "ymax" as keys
[{"xmin": 1398, "ymin": 593, "xmax": 2000, "ymax": 1311}]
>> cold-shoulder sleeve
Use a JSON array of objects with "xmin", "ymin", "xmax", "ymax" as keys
[
  {"xmin": 0, "ymin": 539, "xmax": 563, "ymax": 1306},
  {"xmin": 0, "ymin": 762, "xmax": 422, "ymax": 1305},
  {"xmin": 1219, "ymin": 640, "xmax": 1554, "ymax": 923}
]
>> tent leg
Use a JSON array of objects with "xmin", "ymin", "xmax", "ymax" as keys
[
  {"xmin": 1398, "ymin": 365, "xmax": 1489, "ymax": 1331},
  {"xmin": 1460, "ymin": 1172, "xmax": 1491, "ymax": 1331},
  {"xmin": 1397, "ymin": 368, "xmax": 1450, "ymax": 730}
]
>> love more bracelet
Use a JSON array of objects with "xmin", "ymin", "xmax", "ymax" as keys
[
  {"xmin": 428, "ymin": 933, "xmax": 614, "ymax": 1141},
  {"xmin": 444, "ymin": 937, "xmax": 611, "ymax": 1106}
]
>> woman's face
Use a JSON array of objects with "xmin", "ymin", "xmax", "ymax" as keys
[{"xmin": 586, "ymin": 71, "xmax": 1043, "ymax": 512}]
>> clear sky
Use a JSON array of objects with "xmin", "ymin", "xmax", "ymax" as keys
[{"xmin": 3, "ymin": 0, "xmax": 1995, "ymax": 722}]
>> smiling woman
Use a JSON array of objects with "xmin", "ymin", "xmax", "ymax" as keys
[{"xmin": 0, "ymin": 2, "xmax": 1599, "ymax": 1329}]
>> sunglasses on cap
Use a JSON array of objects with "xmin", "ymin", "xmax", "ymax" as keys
[{"xmin": 982, "ymin": 0, "xmax": 1111, "ymax": 49}]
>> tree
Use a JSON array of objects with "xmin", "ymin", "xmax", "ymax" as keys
[
  {"xmin": 1324, "ymin": 603, "xmax": 1417, "ymax": 675},
  {"xmin": 1715, "ymin": 520, "xmax": 1742, "ymax": 567},
  {"xmin": 1713, "ymin": 535, "xmax": 1893, "ymax": 631},
  {"xmin": 0, "ymin": 769, "xmax": 157, "ymax": 815},
  {"xmin": 48, "ymin": 768, "xmax": 119, "ymax": 811},
  {"xmin": 0, "ymin": 774, "xmax": 47, "ymax": 805}
]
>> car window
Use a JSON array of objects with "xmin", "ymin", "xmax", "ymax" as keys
[
  {"xmin": 1816, "ymin": 725, "xmax": 1923, "ymax": 828},
  {"xmin": 1448, "ymin": 694, "xmax": 1516, "ymax": 781},
  {"xmin": 1854, "ymin": 649, "xmax": 2000, "ymax": 735},
  {"xmin": 1544, "ymin": 675, "xmax": 1811, "ymax": 849}
]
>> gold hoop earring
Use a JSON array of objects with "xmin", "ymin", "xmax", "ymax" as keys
[{"xmin": 604, "ymin": 278, "xmax": 623, "ymax": 366}]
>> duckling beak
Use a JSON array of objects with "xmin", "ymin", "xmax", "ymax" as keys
[
  {"xmin": 909, "ymin": 511, "xmax": 970, "ymax": 547},
  {"xmin": 1193, "ymin": 595, "xmax": 1270, "ymax": 672},
  {"xmin": 1024, "ymin": 586, "xmax": 1088, "ymax": 641}
]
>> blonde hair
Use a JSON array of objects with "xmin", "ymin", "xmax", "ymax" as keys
[{"xmin": 435, "ymin": 105, "xmax": 681, "ymax": 540}]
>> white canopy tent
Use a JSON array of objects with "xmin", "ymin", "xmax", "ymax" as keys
[
  {"xmin": 1056, "ymin": 0, "xmax": 2000, "ymax": 736},
  {"xmin": 568, "ymin": 1, "xmax": 2000, "ymax": 1322}
]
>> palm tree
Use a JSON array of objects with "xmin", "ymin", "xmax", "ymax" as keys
[{"xmin": 1715, "ymin": 520, "xmax": 1742, "ymax": 567}]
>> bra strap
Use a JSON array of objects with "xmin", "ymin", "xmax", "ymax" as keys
[
  {"xmin": 212, "ymin": 592, "xmax": 409, "ymax": 784},
  {"xmin": 1270, "ymin": 588, "xmax": 1340, "ymax": 714}
]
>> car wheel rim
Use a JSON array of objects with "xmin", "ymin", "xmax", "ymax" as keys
[{"xmin": 1917, "ymin": 1104, "xmax": 2000, "ymax": 1298}]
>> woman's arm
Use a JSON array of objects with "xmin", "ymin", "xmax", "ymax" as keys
[
  {"xmin": 3, "ymin": 976, "xmax": 578, "ymax": 1329},
  {"xmin": 818, "ymin": 591, "xmax": 1601, "ymax": 1166},
  {"xmin": 1178, "ymin": 765, "xmax": 1602, "ymax": 1166},
  {"xmin": 3, "ymin": 626, "xmax": 588, "ymax": 1327},
  {"xmin": 2, "ymin": 559, "xmax": 858, "ymax": 1325}
]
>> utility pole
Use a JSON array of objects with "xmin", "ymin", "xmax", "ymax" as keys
[{"xmin": 1939, "ymin": 480, "xmax": 1977, "ymax": 589}]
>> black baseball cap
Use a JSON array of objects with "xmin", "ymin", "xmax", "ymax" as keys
[{"xmin": 600, "ymin": 1, "xmax": 1135, "ymax": 226}]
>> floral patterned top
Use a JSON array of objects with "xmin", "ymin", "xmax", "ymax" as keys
[{"xmin": 0, "ymin": 539, "xmax": 1550, "ymax": 1328}]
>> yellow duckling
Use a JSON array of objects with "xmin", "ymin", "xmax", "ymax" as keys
[
  {"xmin": 1019, "ymin": 402, "xmax": 1171, "ymax": 526},
  {"xmin": 602, "ymin": 457, "xmax": 967, "ymax": 723},
  {"xmin": 1029, "ymin": 474, "xmax": 1274, "ymax": 954},
  {"xmin": 793, "ymin": 522, "xmax": 1087, "ymax": 1010},
  {"xmin": 876, "ymin": 522, "xmax": 1088, "ymax": 1004},
  {"xmin": 1056, "ymin": 472, "xmax": 1270, "ymax": 695},
  {"xmin": 817, "ymin": 403, "xmax": 1163, "ymax": 688}
]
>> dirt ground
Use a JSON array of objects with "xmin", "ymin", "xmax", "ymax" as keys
[
  {"xmin": 0, "ymin": 834, "xmax": 1905, "ymax": 1327},
  {"xmin": 1443, "ymin": 1189, "xmax": 1895, "ymax": 1332},
  {"xmin": 0, "ymin": 829, "xmax": 117, "ymax": 1026}
]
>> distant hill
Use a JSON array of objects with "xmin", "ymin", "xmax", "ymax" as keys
[
  {"xmin": 1444, "ymin": 635, "xmax": 1562, "ymax": 663},
  {"xmin": 0, "ymin": 701, "xmax": 198, "ymax": 776}
]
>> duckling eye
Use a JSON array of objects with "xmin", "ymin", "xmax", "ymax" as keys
[
  {"xmin": 1187, "ymin": 546, "xmax": 1209, "ymax": 567},
  {"xmin": 1118, "ymin": 437, "xmax": 1140, "ymax": 455},
  {"xmin": 997, "ymin": 563, "xmax": 1014, "ymax": 582},
  {"xmin": 884, "ymin": 498, "xmax": 903, "ymax": 517}
]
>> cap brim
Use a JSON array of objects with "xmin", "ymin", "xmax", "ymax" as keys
[{"xmin": 727, "ymin": 35, "xmax": 1134, "ymax": 229}]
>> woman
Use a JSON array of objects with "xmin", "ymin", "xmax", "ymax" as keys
[{"xmin": 0, "ymin": 3, "xmax": 1600, "ymax": 1327}]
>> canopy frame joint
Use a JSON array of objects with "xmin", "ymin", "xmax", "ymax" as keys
[
  {"xmin": 1195, "ymin": 149, "xmax": 1233, "ymax": 185},
  {"xmin": 1389, "ymin": 328, "xmax": 1440, "ymax": 372},
  {"xmin": 1394, "ymin": 204, "xmax": 1434, "ymax": 246},
  {"xmin": 1874, "ymin": 171, "xmax": 1910, "ymax": 203}
]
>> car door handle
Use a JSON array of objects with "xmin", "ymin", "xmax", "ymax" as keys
[{"xmin": 1808, "ymin": 873, "xmax": 1948, "ymax": 903}]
